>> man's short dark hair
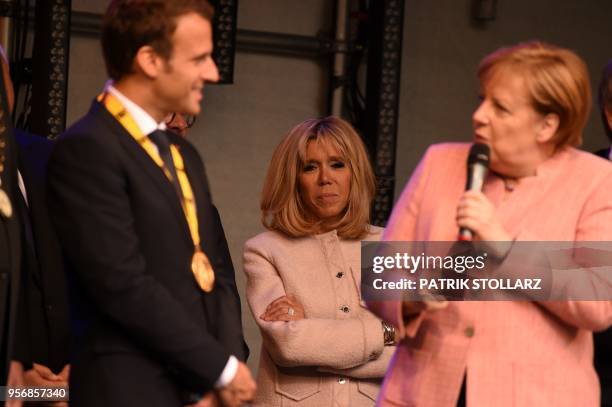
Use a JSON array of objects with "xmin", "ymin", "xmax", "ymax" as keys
[
  {"xmin": 102, "ymin": 0, "xmax": 214, "ymax": 81},
  {"xmin": 599, "ymin": 59, "xmax": 612, "ymax": 142}
]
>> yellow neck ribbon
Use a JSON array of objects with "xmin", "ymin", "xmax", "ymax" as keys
[{"xmin": 98, "ymin": 93, "xmax": 202, "ymax": 252}]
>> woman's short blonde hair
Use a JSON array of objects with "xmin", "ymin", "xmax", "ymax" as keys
[
  {"xmin": 261, "ymin": 116, "xmax": 375, "ymax": 239},
  {"xmin": 478, "ymin": 41, "xmax": 591, "ymax": 147}
]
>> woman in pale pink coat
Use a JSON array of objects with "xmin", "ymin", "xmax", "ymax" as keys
[
  {"xmin": 368, "ymin": 41, "xmax": 612, "ymax": 406},
  {"xmin": 243, "ymin": 117, "xmax": 396, "ymax": 406}
]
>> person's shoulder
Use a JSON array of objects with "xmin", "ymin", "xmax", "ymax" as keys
[
  {"xmin": 414, "ymin": 142, "xmax": 471, "ymax": 177},
  {"xmin": 563, "ymin": 148, "xmax": 612, "ymax": 190},
  {"xmin": 50, "ymin": 102, "xmax": 123, "ymax": 167},
  {"xmin": 244, "ymin": 230, "xmax": 306, "ymax": 264},
  {"xmin": 567, "ymin": 147, "xmax": 612, "ymax": 173},
  {"xmin": 58, "ymin": 100, "xmax": 115, "ymax": 143},
  {"xmin": 245, "ymin": 229, "xmax": 291, "ymax": 250},
  {"xmin": 427, "ymin": 142, "xmax": 471, "ymax": 153},
  {"xmin": 363, "ymin": 224, "xmax": 384, "ymax": 241},
  {"xmin": 423, "ymin": 142, "xmax": 471, "ymax": 162}
]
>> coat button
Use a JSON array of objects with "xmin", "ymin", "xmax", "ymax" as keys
[
  {"xmin": 336, "ymin": 272, "xmax": 344, "ymax": 278},
  {"xmin": 338, "ymin": 377, "xmax": 346, "ymax": 384},
  {"xmin": 464, "ymin": 326, "xmax": 475, "ymax": 338},
  {"xmin": 340, "ymin": 305, "xmax": 350, "ymax": 313}
]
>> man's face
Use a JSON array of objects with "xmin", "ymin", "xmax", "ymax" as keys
[{"xmin": 154, "ymin": 12, "xmax": 219, "ymax": 116}]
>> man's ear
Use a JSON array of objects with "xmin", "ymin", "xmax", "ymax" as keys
[
  {"xmin": 536, "ymin": 113, "xmax": 560, "ymax": 144},
  {"xmin": 134, "ymin": 45, "xmax": 162, "ymax": 79},
  {"xmin": 605, "ymin": 107, "xmax": 612, "ymax": 131}
]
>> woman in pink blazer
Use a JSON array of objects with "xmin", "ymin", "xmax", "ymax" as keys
[
  {"xmin": 243, "ymin": 117, "xmax": 396, "ymax": 406},
  {"xmin": 368, "ymin": 41, "xmax": 612, "ymax": 406}
]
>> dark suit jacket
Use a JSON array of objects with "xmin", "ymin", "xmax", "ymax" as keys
[
  {"xmin": 0, "ymin": 63, "xmax": 21, "ymax": 383},
  {"xmin": 12, "ymin": 131, "xmax": 70, "ymax": 374},
  {"xmin": 0, "ymin": 118, "xmax": 21, "ymax": 385},
  {"xmin": 47, "ymin": 100, "xmax": 247, "ymax": 406}
]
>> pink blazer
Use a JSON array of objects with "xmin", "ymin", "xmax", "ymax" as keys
[{"xmin": 368, "ymin": 143, "xmax": 612, "ymax": 406}]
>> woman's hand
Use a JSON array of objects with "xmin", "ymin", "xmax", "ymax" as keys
[
  {"xmin": 260, "ymin": 295, "xmax": 305, "ymax": 322},
  {"xmin": 456, "ymin": 190, "xmax": 511, "ymax": 242},
  {"xmin": 402, "ymin": 294, "xmax": 448, "ymax": 317}
]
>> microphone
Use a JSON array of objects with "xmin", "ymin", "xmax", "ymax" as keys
[{"xmin": 458, "ymin": 143, "xmax": 490, "ymax": 241}]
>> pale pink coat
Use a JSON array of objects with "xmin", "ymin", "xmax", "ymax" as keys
[
  {"xmin": 368, "ymin": 143, "xmax": 612, "ymax": 406},
  {"xmin": 244, "ymin": 226, "xmax": 395, "ymax": 406}
]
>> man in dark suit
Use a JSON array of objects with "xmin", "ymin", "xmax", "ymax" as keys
[
  {"xmin": 0, "ymin": 46, "xmax": 71, "ymax": 395},
  {"xmin": 594, "ymin": 58, "xmax": 612, "ymax": 407},
  {"xmin": 46, "ymin": 1, "xmax": 255, "ymax": 406}
]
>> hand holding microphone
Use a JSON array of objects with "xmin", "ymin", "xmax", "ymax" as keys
[
  {"xmin": 458, "ymin": 143, "xmax": 490, "ymax": 241},
  {"xmin": 456, "ymin": 143, "xmax": 512, "ymax": 243}
]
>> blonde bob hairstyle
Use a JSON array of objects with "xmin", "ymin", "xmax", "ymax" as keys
[
  {"xmin": 478, "ymin": 41, "xmax": 591, "ymax": 148},
  {"xmin": 261, "ymin": 116, "xmax": 375, "ymax": 239}
]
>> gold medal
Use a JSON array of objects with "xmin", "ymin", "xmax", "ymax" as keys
[
  {"xmin": 192, "ymin": 248, "xmax": 215, "ymax": 292},
  {"xmin": 0, "ymin": 187, "xmax": 12, "ymax": 218}
]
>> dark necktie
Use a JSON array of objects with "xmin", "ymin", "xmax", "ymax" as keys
[{"xmin": 148, "ymin": 130, "xmax": 183, "ymax": 199}]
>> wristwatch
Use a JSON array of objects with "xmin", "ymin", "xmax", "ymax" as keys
[{"xmin": 381, "ymin": 321, "xmax": 396, "ymax": 346}]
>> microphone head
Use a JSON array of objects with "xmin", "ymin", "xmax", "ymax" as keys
[{"xmin": 468, "ymin": 143, "xmax": 490, "ymax": 167}]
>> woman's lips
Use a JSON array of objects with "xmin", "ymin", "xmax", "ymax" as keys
[
  {"xmin": 318, "ymin": 194, "xmax": 339, "ymax": 203},
  {"xmin": 473, "ymin": 134, "xmax": 488, "ymax": 144}
]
